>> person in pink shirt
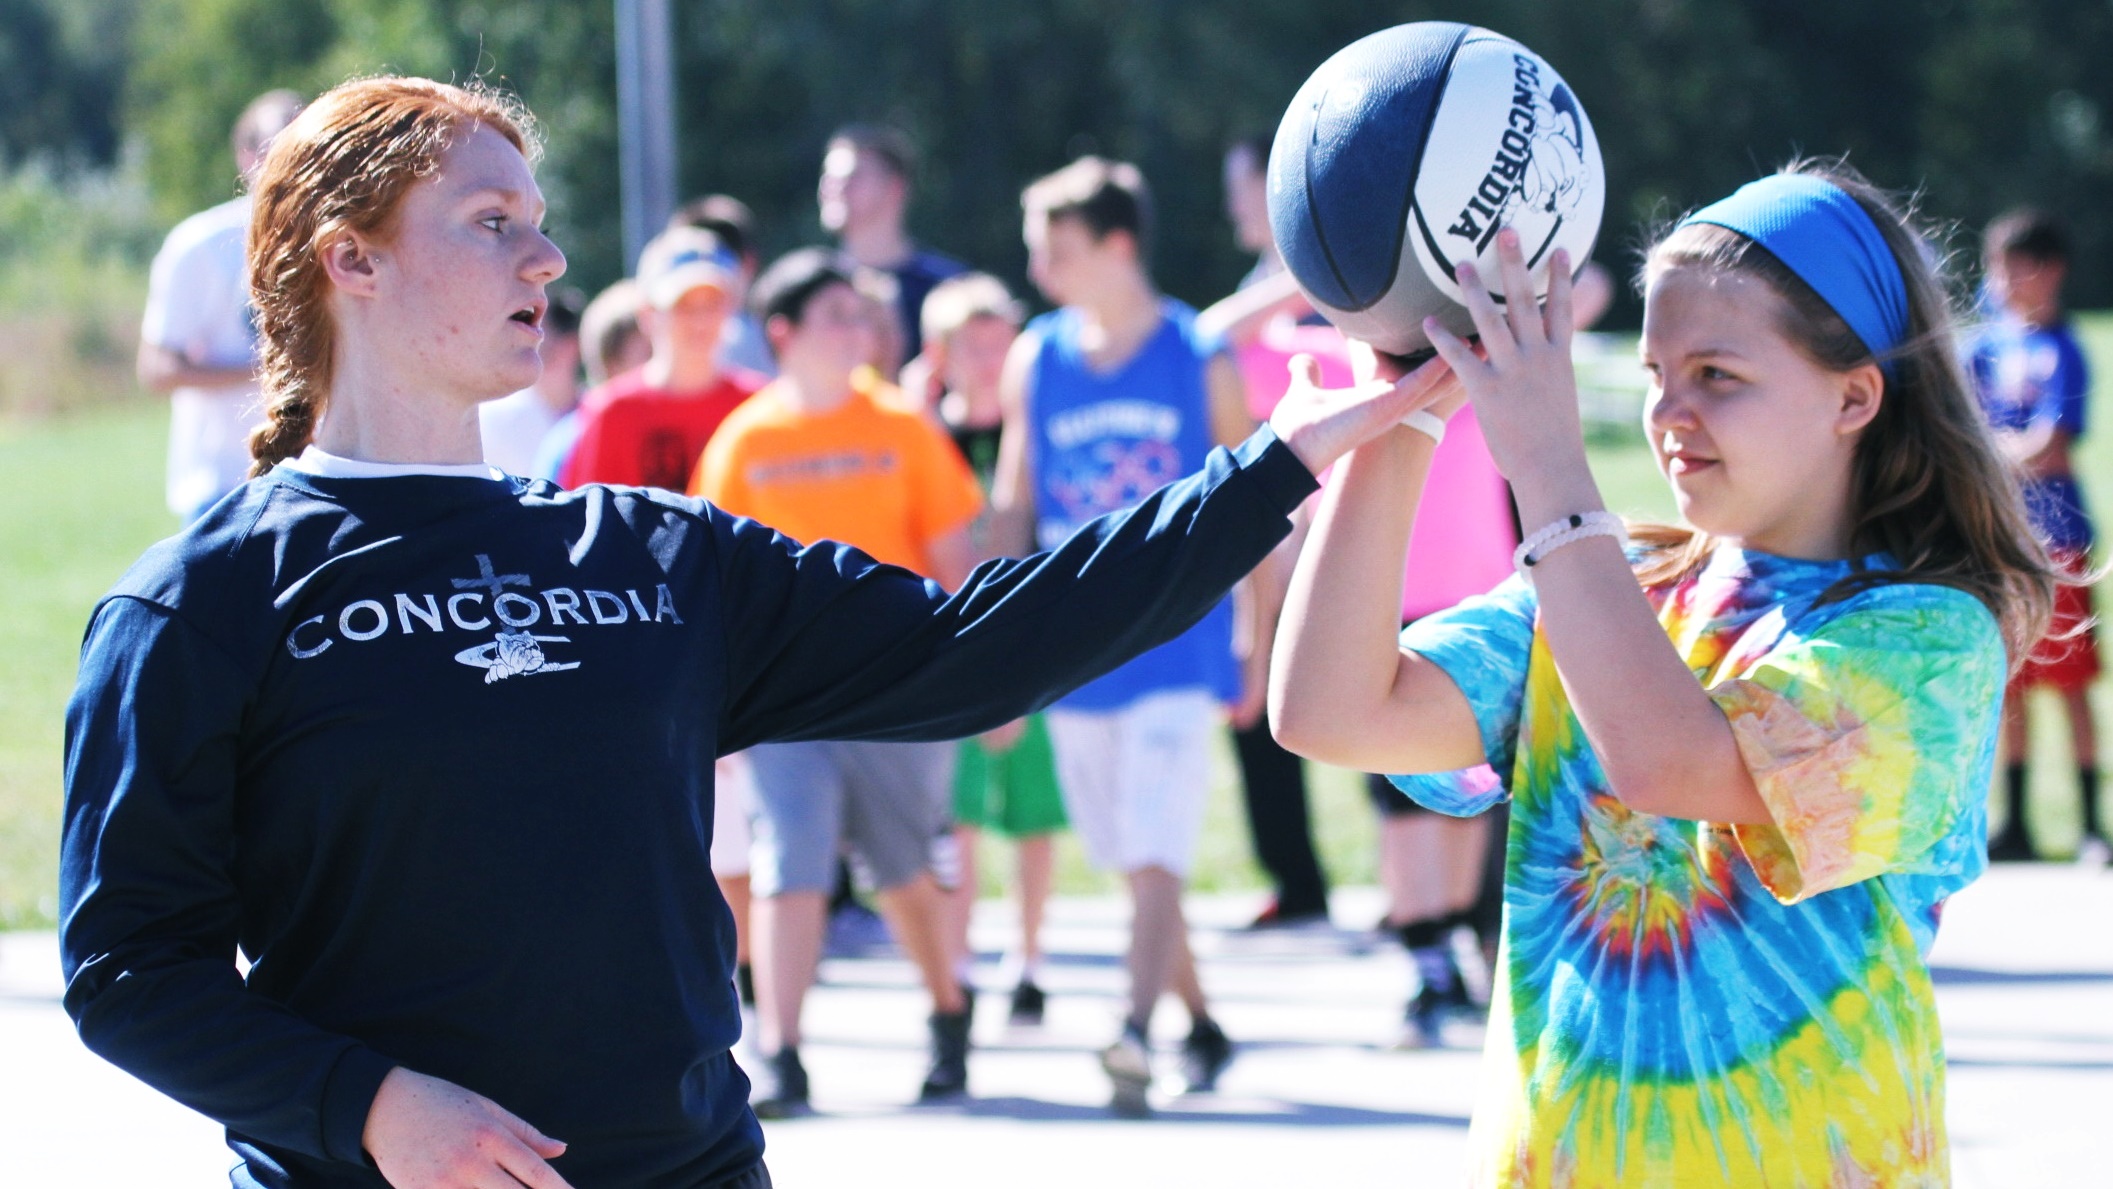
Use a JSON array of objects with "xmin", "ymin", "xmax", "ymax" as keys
[{"xmin": 1243, "ymin": 321, "xmax": 1515, "ymax": 1046}]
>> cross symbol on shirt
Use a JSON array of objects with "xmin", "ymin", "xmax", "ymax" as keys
[{"xmin": 451, "ymin": 554, "xmax": 530, "ymax": 597}]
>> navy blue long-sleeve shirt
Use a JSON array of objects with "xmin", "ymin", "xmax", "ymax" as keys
[{"xmin": 60, "ymin": 427, "xmax": 1317, "ymax": 1188}]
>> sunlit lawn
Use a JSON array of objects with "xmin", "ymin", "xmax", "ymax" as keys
[
  {"xmin": 0, "ymin": 403, "xmax": 173, "ymax": 927},
  {"xmin": 4, "ymin": 319, "xmax": 2109, "ymax": 927}
]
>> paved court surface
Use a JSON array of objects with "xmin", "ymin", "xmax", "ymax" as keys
[{"xmin": 2, "ymin": 866, "xmax": 2106, "ymax": 1187}]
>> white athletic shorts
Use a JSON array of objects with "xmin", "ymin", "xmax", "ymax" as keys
[
  {"xmin": 1045, "ymin": 688, "xmax": 1222, "ymax": 878},
  {"xmin": 711, "ymin": 753, "xmax": 756, "ymax": 878}
]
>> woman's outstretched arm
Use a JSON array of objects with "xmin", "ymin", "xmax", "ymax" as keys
[{"xmin": 714, "ymin": 353, "xmax": 1453, "ymax": 751}]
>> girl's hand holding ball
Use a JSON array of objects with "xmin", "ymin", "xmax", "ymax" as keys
[{"xmin": 1424, "ymin": 234, "xmax": 1601, "ymax": 522}]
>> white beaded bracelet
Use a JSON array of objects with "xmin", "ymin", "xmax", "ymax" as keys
[
  {"xmin": 1513, "ymin": 511, "xmax": 1627, "ymax": 575},
  {"xmin": 1400, "ymin": 409, "xmax": 1447, "ymax": 444}
]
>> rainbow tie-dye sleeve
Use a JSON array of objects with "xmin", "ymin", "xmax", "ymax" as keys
[
  {"xmin": 1714, "ymin": 585, "xmax": 2004, "ymax": 908},
  {"xmin": 1388, "ymin": 575, "xmax": 1540, "ymax": 816}
]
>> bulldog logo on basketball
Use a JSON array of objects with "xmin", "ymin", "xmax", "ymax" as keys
[{"xmin": 1409, "ymin": 42, "xmax": 1603, "ymax": 303}]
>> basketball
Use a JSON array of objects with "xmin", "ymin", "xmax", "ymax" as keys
[{"xmin": 1267, "ymin": 22, "xmax": 1605, "ymax": 357}]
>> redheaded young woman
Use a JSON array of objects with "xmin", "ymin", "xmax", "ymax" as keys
[
  {"xmin": 1273, "ymin": 165, "xmax": 2057, "ymax": 1186},
  {"xmin": 58, "ymin": 78, "xmax": 1434, "ymax": 1189}
]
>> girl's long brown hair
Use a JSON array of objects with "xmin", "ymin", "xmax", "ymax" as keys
[
  {"xmin": 244, "ymin": 77, "xmax": 538, "ymax": 476},
  {"xmin": 1632, "ymin": 161, "xmax": 2057, "ymax": 664}
]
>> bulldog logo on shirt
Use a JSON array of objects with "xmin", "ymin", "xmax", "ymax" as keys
[{"xmin": 453, "ymin": 627, "xmax": 582, "ymax": 683}]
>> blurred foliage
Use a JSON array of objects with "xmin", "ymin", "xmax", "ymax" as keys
[
  {"xmin": 0, "ymin": 151, "xmax": 158, "ymax": 416},
  {"xmin": 116, "ymin": 0, "xmax": 621, "ymax": 281},
  {"xmin": 0, "ymin": 0, "xmax": 128, "ymax": 167},
  {"xmin": 12, "ymin": 0, "xmax": 2113, "ymax": 316}
]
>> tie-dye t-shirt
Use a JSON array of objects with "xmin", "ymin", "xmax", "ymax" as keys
[{"xmin": 1391, "ymin": 546, "xmax": 2004, "ymax": 1188}]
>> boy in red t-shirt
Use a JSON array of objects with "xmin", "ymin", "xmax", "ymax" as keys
[{"xmin": 560, "ymin": 226, "xmax": 764, "ymax": 491}]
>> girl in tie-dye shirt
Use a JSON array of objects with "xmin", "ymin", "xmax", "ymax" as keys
[{"xmin": 1272, "ymin": 163, "xmax": 2060, "ymax": 1187}]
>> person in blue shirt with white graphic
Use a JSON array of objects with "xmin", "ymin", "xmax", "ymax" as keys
[
  {"xmin": 59, "ymin": 78, "xmax": 1444, "ymax": 1189},
  {"xmin": 993, "ymin": 156, "xmax": 1265, "ymax": 1116},
  {"xmin": 1971, "ymin": 208, "xmax": 2108, "ymax": 865}
]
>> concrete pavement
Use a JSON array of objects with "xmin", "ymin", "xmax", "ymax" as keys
[{"xmin": 2, "ymin": 866, "xmax": 2107, "ymax": 1187}]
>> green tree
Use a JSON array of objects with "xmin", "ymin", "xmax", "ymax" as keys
[
  {"xmin": 124, "ymin": 0, "xmax": 620, "ymax": 283},
  {"xmin": 0, "ymin": 0, "xmax": 130, "ymax": 166}
]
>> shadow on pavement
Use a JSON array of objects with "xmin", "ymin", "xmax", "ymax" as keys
[
  {"xmin": 945, "ymin": 1096, "xmax": 1469, "ymax": 1128},
  {"xmin": 1930, "ymin": 966, "xmax": 2112, "ymax": 986},
  {"xmin": 1946, "ymin": 1055, "xmax": 2113, "ymax": 1072},
  {"xmin": 796, "ymin": 1033, "xmax": 1483, "ymax": 1060}
]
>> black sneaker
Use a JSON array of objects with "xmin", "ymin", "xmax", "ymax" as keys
[
  {"xmin": 919, "ymin": 1007, "xmax": 973, "ymax": 1102},
  {"xmin": 1988, "ymin": 825, "xmax": 2038, "ymax": 863},
  {"xmin": 1179, "ymin": 1018, "xmax": 1234, "ymax": 1093},
  {"xmin": 1008, "ymin": 979, "xmax": 1047, "ymax": 1027},
  {"xmin": 1440, "ymin": 960, "xmax": 1485, "ymax": 1018},
  {"xmin": 1392, "ymin": 986, "xmax": 1448, "ymax": 1050},
  {"xmin": 750, "ymin": 1047, "xmax": 810, "ymax": 1118}
]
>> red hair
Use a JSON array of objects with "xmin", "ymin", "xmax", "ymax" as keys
[{"xmin": 245, "ymin": 77, "xmax": 539, "ymax": 475}]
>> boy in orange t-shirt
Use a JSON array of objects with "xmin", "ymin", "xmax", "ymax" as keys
[
  {"xmin": 691, "ymin": 249, "xmax": 983, "ymax": 1115},
  {"xmin": 695, "ymin": 368, "xmax": 980, "ymax": 575}
]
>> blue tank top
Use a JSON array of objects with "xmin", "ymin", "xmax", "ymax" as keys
[{"xmin": 1029, "ymin": 299, "xmax": 1240, "ymax": 710}]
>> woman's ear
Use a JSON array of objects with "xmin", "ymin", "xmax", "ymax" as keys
[
  {"xmin": 1836, "ymin": 361, "xmax": 1885, "ymax": 437},
  {"xmin": 318, "ymin": 229, "xmax": 385, "ymax": 298}
]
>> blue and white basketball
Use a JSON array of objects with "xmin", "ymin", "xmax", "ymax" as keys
[{"xmin": 1268, "ymin": 22, "xmax": 1605, "ymax": 356}]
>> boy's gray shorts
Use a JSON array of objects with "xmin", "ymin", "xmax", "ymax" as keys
[{"xmin": 745, "ymin": 738, "xmax": 957, "ymax": 897}]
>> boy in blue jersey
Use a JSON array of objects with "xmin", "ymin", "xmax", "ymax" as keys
[
  {"xmin": 1972, "ymin": 209, "xmax": 2109, "ymax": 865},
  {"xmin": 993, "ymin": 156, "xmax": 1263, "ymax": 1115}
]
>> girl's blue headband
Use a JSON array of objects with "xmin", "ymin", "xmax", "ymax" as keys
[{"xmin": 1680, "ymin": 174, "xmax": 1911, "ymax": 370}]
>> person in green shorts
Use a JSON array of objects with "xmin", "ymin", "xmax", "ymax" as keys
[{"xmin": 922, "ymin": 273, "xmax": 1069, "ymax": 1025}]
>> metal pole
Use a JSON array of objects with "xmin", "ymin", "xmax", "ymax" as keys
[{"xmin": 616, "ymin": 0, "xmax": 677, "ymax": 271}]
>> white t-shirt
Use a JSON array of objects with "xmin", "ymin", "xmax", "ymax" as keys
[
  {"xmin": 141, "ymin": 196, "xmax": 265, "ymax": 519},
  {"xmin": 478, "ymin": 390, "xmax": 564, "ymax": 477}
]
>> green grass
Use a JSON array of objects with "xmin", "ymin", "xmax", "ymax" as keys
[
  {"xmin": 0, "ymin": 400, "xmax": 177, "ymax": 928},
  {"xmin": 7, "ymin": 321, "xmax": 2113, "ymax": 926}
]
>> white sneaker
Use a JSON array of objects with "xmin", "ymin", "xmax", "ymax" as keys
[
  {"xmin": 1100, "ymin": 1024, "xmax": 1153, "ymax": 1118},
  {"xmin": 2076, "ymin": 835, "xmax": 2112, "ymax": 869}
]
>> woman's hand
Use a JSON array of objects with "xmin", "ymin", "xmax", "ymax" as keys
[
  {"xmin": 1423, "ymin": 233, "xmax": 1591, "ymax": 496},
  {"xmin": 1267, "ymin": 349, "xmax": 1461, "ymax": 477},
  {"xmin": 364, "ymin": 1067, "xmax": 576, "ymax": 1189}
]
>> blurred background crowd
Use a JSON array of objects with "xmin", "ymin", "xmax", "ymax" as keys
[{"xmin": 5, "ymin": 0, "xmax": 2113, "ymax": 1120}]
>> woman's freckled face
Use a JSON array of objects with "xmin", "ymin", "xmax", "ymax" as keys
[{"xmin": 367, "ymin": 122, "xmax": 567, "ymax": 405}]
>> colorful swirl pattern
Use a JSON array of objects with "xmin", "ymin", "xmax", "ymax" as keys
[{"xmin": 1391, "ymin": 547, "xmax": 2004, "ymax": 1187}]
